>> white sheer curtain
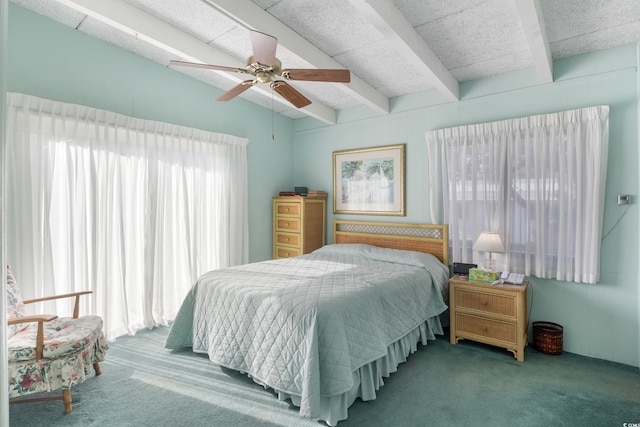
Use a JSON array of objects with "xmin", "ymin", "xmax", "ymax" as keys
[
  {"xmin": 426, "ymin": 106, "xmax": 609, "ymax": 284},
  {"xmin": 5, "ymin": 93, "xmax": 249, "ymax": 338}
]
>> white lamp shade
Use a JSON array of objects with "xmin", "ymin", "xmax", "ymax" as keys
[{"xmin": 473, "ymin": 232, "xmax": 505, "ymax": 253}]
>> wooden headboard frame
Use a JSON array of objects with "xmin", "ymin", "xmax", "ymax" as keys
[{"xmin": 333, "ymin": 220, "xmax": 449, "ymax": 266}]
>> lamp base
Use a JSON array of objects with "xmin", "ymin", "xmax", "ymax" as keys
[{"xmin": 483, "ymin": 258, "xmax": 497, "ymax": 272}]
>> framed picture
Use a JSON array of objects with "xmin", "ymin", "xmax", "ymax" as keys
[{"xmin": 333, "ymin": 144, "xmax": 405, "ymax": 215}]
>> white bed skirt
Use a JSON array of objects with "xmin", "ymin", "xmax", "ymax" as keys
[{"xmin": 249, "ymin": 316, "xmax": 444, "ymax": 426}]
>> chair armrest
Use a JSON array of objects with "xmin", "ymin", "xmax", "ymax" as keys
[
  {"xmin": 23, "ymin": 291, "xmax": 92, "ymax": 319},
  {"xmin": 8, "ymin": 314, "xmax": 58, "ymax": 325},
  {"xmin": 22, "ymin": 291, "xmax": 92, "ymax": 304},
  {"xmin": 8, "ymin": 314, "xmax": 58, "ymax": 359}
]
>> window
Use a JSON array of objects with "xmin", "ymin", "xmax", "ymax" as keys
[
  {"xmin": 426, "ymin": 106, "xmax": 609, "ymax": 283},
  {"xmin": 6, "ymin": 93, "xmax": 249, "ymax": 338}
]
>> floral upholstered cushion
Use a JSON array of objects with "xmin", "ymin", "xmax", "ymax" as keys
[
  {"xmin": 6, "ymin": 265, "xmax": 26, "ymax": 338},
  {"xmin": 8, "ymin": 315, "xmax": 106, "ymax": 361}
]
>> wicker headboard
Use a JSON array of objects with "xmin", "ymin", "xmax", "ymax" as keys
[{"xmin": 333, "ymin": 220, "xmax": 449, "ymax": 266}]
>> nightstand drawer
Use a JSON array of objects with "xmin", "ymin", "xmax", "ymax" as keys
[
  {"xmin": 455, "ymin": 288, "xmax": 516, "ymax": 317},
  {"xmin": 275, "ymin": 232, "xmax": 300, "ymax": 247},
  {"xmin": 455, "ymin": 313, "xmax": 517, "ymax": 344},
  {"xmin": 275, "ymin": 246, "xmax": 301, "ymax": 259},
  {"xmin": 275, "ymin": 218, "xmax": 300, "ymax": 232},
  {"xmin": 275, "ymin": 203, "xmax": 300, "ymax": 216}
]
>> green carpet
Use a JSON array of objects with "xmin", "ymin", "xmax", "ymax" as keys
[{"xmin": 9, "ymin": 326, "xmax": 640, "ymax": 426}]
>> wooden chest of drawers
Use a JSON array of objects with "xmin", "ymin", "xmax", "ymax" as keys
[
  {"xmin": 449, "ymin": 275, "xmax": 528, "ymax": 361},
  {"xmin": 273, "ymin": 195, "xmax": 327, "ymax": 259}
]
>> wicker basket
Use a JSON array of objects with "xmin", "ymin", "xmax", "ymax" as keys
[{"xmin": 533, "ymin": 321, "xmax": 563, "ymax": 355}]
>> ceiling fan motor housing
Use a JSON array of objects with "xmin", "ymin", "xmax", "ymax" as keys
[{"xmin": 247, "ymin": 56, "xmax": 281, "ymax": 83}]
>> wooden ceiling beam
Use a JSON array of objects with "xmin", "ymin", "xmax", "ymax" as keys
[
  {"xmin": 514, "ymin": 0, "xmax": 553, "ymax": 83},
  {"xmin": 347, "ymin": 0, "xmax": 459, "ymax": 102}
]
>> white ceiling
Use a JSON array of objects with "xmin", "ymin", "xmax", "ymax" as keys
[{"xmin": 11, "ymin": 0, "xmax": 640, "ymax": 124}]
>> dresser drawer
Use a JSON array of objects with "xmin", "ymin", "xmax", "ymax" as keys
[
  {"xmin": 275, "ymin": 232, "xmax": 300, "ymax": 247},
  {"xmin": 275, "ymin": 202, "xmax": 300, "ymax": 216},
  {"xmin": 275, "ymin": 218, "xmax": 300, "ymax": 232},
  {"xmin": 275, "ymin": 246, "xmax": 301, "ymax": 259},
  {"xmin": 455, "ymin": 313, "xmax": 517, "ymax": 344},
  {"xmin": 455, "ymin": 288, "xmax": 516, "ymax": 317}
]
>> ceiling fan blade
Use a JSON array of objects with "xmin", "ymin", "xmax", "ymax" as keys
[
  {"xmin": 170, "ymin": 60, "xmax": 246, "ymax": 74},
  {"xmin": 281, "ymin": 69, "xmax": 351, "ymax": 83},
  {"xmin": 271, "ymin": 81, "xmax": 311, "ymax": 108},
  {"xmin": 250, "ymin": 30, "xmax": 278, "ymax": 66},
  {"xmin": 216, "ymin": 80, "xmax": 255, "ymax": 102}
]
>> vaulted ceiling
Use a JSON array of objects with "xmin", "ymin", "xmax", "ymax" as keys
[{"xmin": 11, "ymin": 0, "xmax": 640, "ymax": 124}]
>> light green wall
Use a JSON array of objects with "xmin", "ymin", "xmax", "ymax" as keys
[
  {"xmin": 293, "ymin": 44, "xmax": 640, "ymax": 367},
  {"xmin": 7, "ymin": 4, "xmax": 293, "ymax": 262}
]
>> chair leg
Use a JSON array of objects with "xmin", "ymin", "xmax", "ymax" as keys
[
  {"xmin": 93, "ymin": 362, "xmax": 102, "ymax": 376},
  {"xmin": 62, "ymin": 389, "xmax": 72, "ymax": 414}
]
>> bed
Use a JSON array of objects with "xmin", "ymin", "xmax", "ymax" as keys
[{"xmin": 165, "ymin": 220, "xmax": 450, "ymax": 425}]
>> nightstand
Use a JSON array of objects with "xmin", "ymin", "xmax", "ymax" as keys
[{"xmin": 449, "ymin": 275, "xmax": 528, "ymax": 362}]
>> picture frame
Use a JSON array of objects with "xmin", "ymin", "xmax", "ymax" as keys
[{"xmin": 333, "ymin": 144, "xmax": 405, "ymax": 216}]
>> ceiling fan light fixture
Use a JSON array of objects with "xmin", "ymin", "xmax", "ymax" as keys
[{"xmin": 256, "ymin": 71, "xmax": 272, "ymax": 83}]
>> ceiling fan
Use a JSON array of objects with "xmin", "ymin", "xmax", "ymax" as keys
[{"xmin": 169, "ymin": 30, "xmax": 351, "ymax": 109}]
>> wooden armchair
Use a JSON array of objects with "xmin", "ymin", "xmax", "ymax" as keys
[{"xmin": 6, "ymin": 265, "xmax": 108, "ymax": 414}]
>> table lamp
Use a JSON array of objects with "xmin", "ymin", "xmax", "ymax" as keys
[{"xmin": 473, "ymin": 232, "xmax": 505, "ymax": 271}]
